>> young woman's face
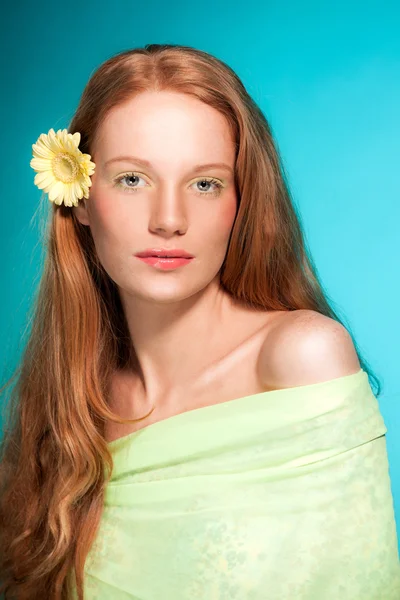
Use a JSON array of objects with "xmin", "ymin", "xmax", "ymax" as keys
[{"xmin": 74, "ymin": 90, "xmax": 238, "ymax": 304}]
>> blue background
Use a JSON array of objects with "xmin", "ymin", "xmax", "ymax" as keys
[{"xmin": 1, "ymin": 0, "xmax": 399, "ymax": 551}]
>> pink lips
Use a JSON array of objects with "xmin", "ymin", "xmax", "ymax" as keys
[
  {"xmin": 135, "ymin": 248, "xmax": 194, "ymax": 259},
  {"xmin": 135, "ymin": 248, "xmax": 194, "ymax": 270},
  {"xmin": 136, "ymin": 256, "xmax": 193, "ymax": 270}
]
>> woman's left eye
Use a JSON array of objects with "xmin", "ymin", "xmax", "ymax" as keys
[
  {"xmin": 113, "ymin": 173, "xmax": 224, "ymax": 196},
  {"xmin": 193, "ymin": 178, "xmax": 223, "ymax": 195}
]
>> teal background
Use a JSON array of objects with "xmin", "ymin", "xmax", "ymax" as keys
[{"xmin": 1, "ymin": 0, "xmax": 399, "ymax": 554}]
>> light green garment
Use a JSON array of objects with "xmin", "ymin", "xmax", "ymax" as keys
[{"xmin": 82, "ymin": 369, "xmax": 400, "ymax": 599}]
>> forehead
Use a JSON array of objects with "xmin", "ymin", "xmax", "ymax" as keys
[{"xmin": 94, "ymin": 91, "xmax": 236, "ymax": 164}]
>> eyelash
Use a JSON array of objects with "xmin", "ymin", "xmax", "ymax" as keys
[{"xmin": 113, "ymin": 172, "xmax": 224, "ymax": 197}]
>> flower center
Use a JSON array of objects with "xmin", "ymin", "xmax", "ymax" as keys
[{"xmin": 52, "ymin": 153, "xmax": 79, "ymax": 183}]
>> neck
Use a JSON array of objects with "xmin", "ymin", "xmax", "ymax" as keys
[{"xmin": 118, "ymin": 275, "xmax": 239, "ymax": 401}]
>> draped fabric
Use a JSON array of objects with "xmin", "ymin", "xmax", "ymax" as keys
[{"xmin": 80, "ymin": 369, "xmax": 400, "ymax": 599}]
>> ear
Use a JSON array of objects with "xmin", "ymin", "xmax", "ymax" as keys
[{"xmin": 73, "ymin": 198, "xmax": 90, "ymax": 226}]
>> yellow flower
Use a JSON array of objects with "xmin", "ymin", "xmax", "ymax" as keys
[{"xmin": 30, "ymin": 128, "xmax": 96, "ymax": 207}]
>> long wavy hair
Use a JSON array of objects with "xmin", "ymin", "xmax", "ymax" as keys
[{"xmin": 0, "ymin": 43, "xmax": 381, "ymax": 599}]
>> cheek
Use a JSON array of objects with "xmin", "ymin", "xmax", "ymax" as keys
[
  {"xmin": 86, "ymin": 206, "xmax": 131, "ymax": 260},
  {"xmin": 88, "ymin": 191, "xmax": 132, "ymax": 242},
  {"xmin": 219, "ymin": 195, "xmax": 238, "ymax": 232},
  {"xmin": 204, "ymin": 197, "xmax": 238, "ymax": 255}
]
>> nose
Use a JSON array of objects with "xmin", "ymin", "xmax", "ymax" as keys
[{"xmin": 148, "ymin": 186, "xmax": 188, "ymax": 236}]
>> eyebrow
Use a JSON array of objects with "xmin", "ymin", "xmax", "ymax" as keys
[{"xmin": 104, "ymin": 155, "xmax": 234, "ymax": 174}]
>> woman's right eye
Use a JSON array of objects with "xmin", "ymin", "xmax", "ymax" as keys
[{"xmin": 114, "ymin": 173, "xmax": 146, "ymax": 192}]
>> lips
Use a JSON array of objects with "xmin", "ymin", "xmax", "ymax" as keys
[{"xmin": 135, "ymin": 248, "xmax": 194, "ymax": 259}]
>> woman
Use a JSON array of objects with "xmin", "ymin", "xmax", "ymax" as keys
[{"xmin": 0, "ymin": 43, "xmax": 399, "ymax": 599}]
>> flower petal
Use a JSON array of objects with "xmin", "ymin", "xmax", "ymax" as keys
[
  {"xmin": 30, "ymin": 157, "xmax": 53, "ymax": 171},
  {"xmin": 48, "ymin": 180, "xmax": 65, "ymax": 202},
  {"xmin": 49, "ymin": 129, "xmax": 65, "ymax": 153},
  {"xmin": 72, "ymin": 180, "xmax": 84, "ymax": 200},
  {"xmin": 54, "ymin": 194, "xmax": 65, "ymax": 206},
  {"xmin": 34, "ymin": 171, "xmax": 55, "ymax": 188},
  {"xmin": 37, "ymin": 132, "xmax": 55, "ymax": 153},
  {"xmin": 71, "ymin": 132, "xmax": 81, "ymax": 146},
  {"xmin": 32, "ymin": 142, "xmax": 53, "ymax": 160},
  {"xmin": 65, "ymin": 185, "xmax": 76, "ymax": 207},
  {"xmin": 60, "ymin": 130, "xmax": 71, "ymax": 149},
  {"xmin": 81, "ymin": 174, "xmax": 92, "ymax": 188},
  {"xmin": 51, "ymin": 129, "xmax": 65, "ymax": 152},
  {"xmin": 70, "ymin": 185, "xmax": 80, "ymax": 207},
  {"xmin": 42, "ymin": 182, "xmax": 55, "ymax": 194}
]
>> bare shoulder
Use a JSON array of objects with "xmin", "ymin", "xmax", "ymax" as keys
[{"xmin": 257, "ymin": 309, "xmax": 362, "ymax": 390}]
